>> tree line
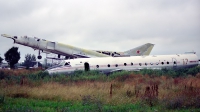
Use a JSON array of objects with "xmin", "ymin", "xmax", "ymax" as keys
[{"xmin": 0, "ymin": 47, "xmax": 38, "ymax": 69}]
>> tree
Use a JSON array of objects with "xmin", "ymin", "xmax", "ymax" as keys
[
  {"xmin": 23, "ymin": 54, "xmax": 36, "ymax": 69},
  {"xmin": 0, "ymin": 56, "xmax": 3, "ymax": 64},
  {"xmin": 4, "ymin": 47, "xmax": 20, "ymax": 69}
]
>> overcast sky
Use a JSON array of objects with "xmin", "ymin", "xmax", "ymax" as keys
[{"xmin": 0, "ymin": 0, "xmax": 199, "ymax": 62}]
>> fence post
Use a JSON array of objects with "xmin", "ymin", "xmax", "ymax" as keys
[{"xmin": 110, "ymin": 83, "xmax": 112, "ymax": 98}]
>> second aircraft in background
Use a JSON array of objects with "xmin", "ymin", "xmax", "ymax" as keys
[{"xmin": 1, "ymin": 34, "xmax": 154, "ymax": 59}]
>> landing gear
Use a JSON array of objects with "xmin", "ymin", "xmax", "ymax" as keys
[{"xmin": 37, "ymin": 50, "xmax": 42, "ymax": 59}]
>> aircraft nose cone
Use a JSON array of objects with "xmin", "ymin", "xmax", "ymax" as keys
[
  {"xmin": 1, "ymin": 34, "xmax": 12, "ymax": 38},
  {"xmin": 1, "ymin": 34, "xmax": 16, "ymax": 40}
]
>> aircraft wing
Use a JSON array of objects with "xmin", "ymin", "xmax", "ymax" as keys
[
  {"xmin": 94, "ymin": 50, "xmax": 122, "ymax": 56},
  {"xmin": 110, "ymin": 69, "xmax": 123, "ymax": 72},
  {"xmin": 46, "ymin": 52, "xmax": 91, "ymax": 60},
  {"xmin": 73, "ymin": 53, "xmax": 90, "ymax": 58}
]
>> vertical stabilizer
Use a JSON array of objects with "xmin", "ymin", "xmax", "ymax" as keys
[{"xmin": 124, "ymin": 43, "xmax": 154, "ymax": 56}]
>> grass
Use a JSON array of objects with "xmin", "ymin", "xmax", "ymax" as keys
[
  {"xmin": 1, "ymin": 97, "xmax": 200, "ymax": 112},
  {"xmin": 0, "ymin": 66, "xmax": 200, "ymax": 111},
  {"xmin": 1, "ymin": 97, "xmax": 74, "ymax": 112}
]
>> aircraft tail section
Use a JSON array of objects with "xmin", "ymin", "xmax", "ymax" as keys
[{"xmin": 124, "ymin": 43, "xmax": 154, "ymax": 56}]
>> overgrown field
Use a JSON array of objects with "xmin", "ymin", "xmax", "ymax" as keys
[{"xmin": 0, "ymin": 67, "xmax": 200, "ymax": 111}]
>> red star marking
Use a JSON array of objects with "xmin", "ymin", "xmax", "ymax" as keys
[{"xmin": 137, "ymin": 50, "xmax": 140, "ymax": 54}]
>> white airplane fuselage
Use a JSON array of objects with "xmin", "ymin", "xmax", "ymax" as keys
[
  {"xmin": 46, "ymin": 53, "xmax": 199, "ymax": 74},
  {"xmin": 1, "ymin": 34, "xmax": 154, "ymax": 59},
  {"xmin": 11, "ymin": 35, "xmax": 108, "ymax": 58}
]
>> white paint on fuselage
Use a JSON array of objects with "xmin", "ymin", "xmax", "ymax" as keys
[{"xmin": 46, "ymin": 53, "xmax": 199, "ymax": 74}]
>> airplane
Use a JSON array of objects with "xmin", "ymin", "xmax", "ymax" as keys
[
  {"xmin": 1, "ymin": 34, "xmax": 154, "ymax": 59},
  {"xmin": 45, "ymin": 52, "xmax": 200, "ymax": 75}
]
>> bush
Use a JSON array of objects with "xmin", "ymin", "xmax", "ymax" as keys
[
  {"xmin": 81, "ymin": 95, "xmax": 103, "ymax": 111},
  {"xmin": 27, "ymin": 71, "xmax": 49, "ymax": 80},
  {"xmin": 0, "ymin": 71, "xmax": 6, "ymax": 79},
  {"xmin": 187, "ymin": 66, "xmax": 200, "ymax": 76},
  {"xmin": 0, "ymin": 95, "xmax": 5, "ymax": 104},
  {"xmin": 163, "ymin": 96, "xmax": 184, "ymax": 109}
]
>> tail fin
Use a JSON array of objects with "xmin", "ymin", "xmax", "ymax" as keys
[{"xmin": 124, "ymin": 43, "xmax": 154, "ymax": 56}]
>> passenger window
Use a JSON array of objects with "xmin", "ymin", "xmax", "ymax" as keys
[
  {"xmin": 108, "ymin": 64, "xmax": 110, "ymax": 67},
  {"xmin": 161, "ymin": 62, "xmax": 164, "ymax": 65},
  {"xmin": 167, "ymin": 62, "xmax": 169, "ymax": 64},
  {"xmin": 139, "ymin": 63, "xmax": 142, "ymax": 66},
  {"xmin": 124, "ymin": 63, "xmax": 127, "ymax": 66},
  {"xmin": 156, "ymin": 62, "xmax": 159, "ymax": 65},
  {"xmin": 115, "ymin": 64, "xmax": 118, "ymax": 67},
  {"xmin": 131, "ymin": 62, "xmax": 133, "ymax": 66},
  {"xmin": 96, "ymin": 65, "xmax": 99, "ymax": 68},
  {"xmin": 174, "ymin": 61, "xmax": 176, "ymax": 64},
  {"xmin": 145, "ymin": 63, "xmax": 147, "ymax": 66},
  {"xmin": 150, "ymin": 63, "xmax": 153, "ymax": 65}
]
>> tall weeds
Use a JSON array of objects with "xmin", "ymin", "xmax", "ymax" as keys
[{"xmin": 0, "ymin": 66, "xmax": 200, "ymax": 110}]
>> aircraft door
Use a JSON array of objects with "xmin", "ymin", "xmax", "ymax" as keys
[
  {"xmin": 172, "ymin": 58, "xmax": 177, "ymax": 67},
  {"xmin": 181, "ymin": 58, "xmax": 188, "ymax": 65},
  {"xmin": 84, "ymin": 62, "xmax": 90, "ymax": 71}
]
